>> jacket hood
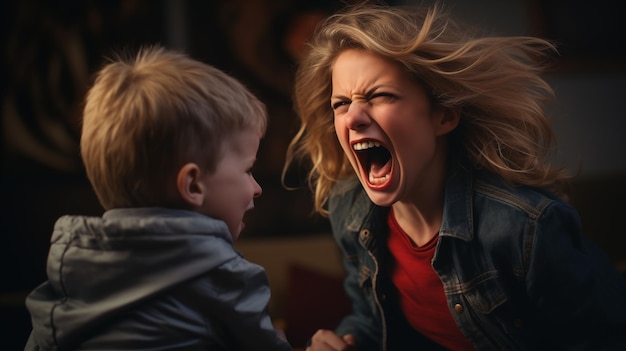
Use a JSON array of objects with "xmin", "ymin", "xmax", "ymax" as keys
[{"xmin": 25, "ymin": 208, "xmax": 238, "ymax": 350}]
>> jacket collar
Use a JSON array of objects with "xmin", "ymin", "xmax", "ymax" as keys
[
  {"xmin": 336, "ymin": 168, "xmax": 474, "ymax": 243},
  {"xmin": 439, "ymin": 168, "xmax": 474, "ymax": 241}
]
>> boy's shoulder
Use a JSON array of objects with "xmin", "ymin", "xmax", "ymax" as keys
[{"xmin": 54, "ymin": 208, "xmax": 232, "ymax": 238}]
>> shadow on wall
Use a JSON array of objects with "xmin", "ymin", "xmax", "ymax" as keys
[{"xmin": 568, "ymin": 174, "xmax": 626, "ymax": 270}]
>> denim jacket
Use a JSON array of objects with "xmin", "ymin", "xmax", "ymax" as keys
[{"xmin": 328, "ymin": 169, "xmax": 626, "ymax": 350}]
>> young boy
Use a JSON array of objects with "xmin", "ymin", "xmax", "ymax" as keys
[{"xmin": 24, "ymin": 46, "xmax": 292, "ymax": 351}]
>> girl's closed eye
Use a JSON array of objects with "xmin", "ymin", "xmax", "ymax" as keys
[
  {"xmin": 331, "ymin": 99, "xmax": 350, "ymax": 111},
  {"xmin": 331, "ymin": 91, "xmax": 397, "ymax": 113},
  {"xmin": 368, "ymin": 92, "xmax": 397, "ymax": 103}
]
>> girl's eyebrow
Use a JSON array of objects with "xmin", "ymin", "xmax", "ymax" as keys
[{"xmin": 331, "ymin": 85, "xmax": 386, "ymax": 100}]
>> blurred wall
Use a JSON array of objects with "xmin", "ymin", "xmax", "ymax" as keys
[{"xmin": 412, "ymin": 0, "xmax": 626, "ymax": 177}]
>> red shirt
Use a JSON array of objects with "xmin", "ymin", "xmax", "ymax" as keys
[{"xmin": 387, "ymin": 209, "xmax": 474, "ymax": 351}]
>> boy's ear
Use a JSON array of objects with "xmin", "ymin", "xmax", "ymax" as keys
[
  {"xmin": 435, "ymin": 107, "xmax": 460, "ymax": 136},
  {"xmin": 177, "ymin": 163, "xmax": 204, "ymax": 207}
]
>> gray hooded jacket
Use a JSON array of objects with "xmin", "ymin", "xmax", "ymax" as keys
[{"xmin": 24, "ymin": 208, "xmax": 291, "ymax": 351}]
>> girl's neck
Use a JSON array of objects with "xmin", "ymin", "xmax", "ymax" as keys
[
  {"xmin": 391, "ymin": 169, "xmax": 446, "ymax": 247},
  {"xmin": 391, "ymin": 200, "xmax": 442, "ymax": 247}
]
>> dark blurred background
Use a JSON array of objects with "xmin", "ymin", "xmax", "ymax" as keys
[{"xmin": 1, "ymin": 0, "xmax": 625, "ymax": 349}]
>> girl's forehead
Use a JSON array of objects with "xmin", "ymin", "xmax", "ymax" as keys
[{"xmin": 331, "ymin": 50, "xmax": 412, "ymax": 93}]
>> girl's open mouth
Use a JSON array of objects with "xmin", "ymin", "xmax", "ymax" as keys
[{"xmin": 352, "ymin": 140, "xmax": 393, "ymax": 188}]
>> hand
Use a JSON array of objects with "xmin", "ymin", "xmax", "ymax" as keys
[{"xmin": 306, "ymin": 329, "xmax": 356, "ymax": 351}]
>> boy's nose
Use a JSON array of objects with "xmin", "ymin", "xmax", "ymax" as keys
[{"xmin": 252, "ymin": 177, "xmax": 262, "ymax": 198}]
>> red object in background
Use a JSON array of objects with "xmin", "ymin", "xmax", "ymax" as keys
[{"xmin": 284, "ymin": 263, "xmax": 352, "ymax": 348}]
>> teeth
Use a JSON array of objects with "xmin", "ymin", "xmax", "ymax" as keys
[
  {"xmin": 352, "ymin": 141, "xmax": 390, "ymax": 185},
  {"xmin": 352, "ymin": 141, "xmax": 381, "ymax": 150},
  {"xmin": 369, "ymin": 173, "xmax": 390, "ymax": 184}
]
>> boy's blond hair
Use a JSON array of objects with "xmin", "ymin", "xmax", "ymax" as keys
[
  {"xmin": 81, "ymin": 46, "xmax": 267, "ymax": 209},
  {"xmin": 284, "ymin": 3, "xmax": 570, "ymax": 214}
]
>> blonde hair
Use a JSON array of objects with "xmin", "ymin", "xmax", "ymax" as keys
[
  {"xmin": 284, "ymin": 3, "xmax": 570, "ymax": 214},
  {"xmin": 81, "ymin": 45, "xmax": 267, "ymax": 209}
]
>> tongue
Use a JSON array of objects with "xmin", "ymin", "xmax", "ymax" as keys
[{"xmin": 370, "ymin": 159, "xmax": 391, "ymax": 178}]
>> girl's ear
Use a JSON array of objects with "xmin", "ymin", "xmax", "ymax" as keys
[
  {"xmin": 177, "ymin": 162, "xmax": 204, "ymax": 207},
  {"xmin": 435, "ymin": 107, "xmax": 460, "ymax": 136}
]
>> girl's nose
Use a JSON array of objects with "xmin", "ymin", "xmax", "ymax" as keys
[{"xmin": 345, "ymin": 102, "xmax": 371, "ymax": 130}]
